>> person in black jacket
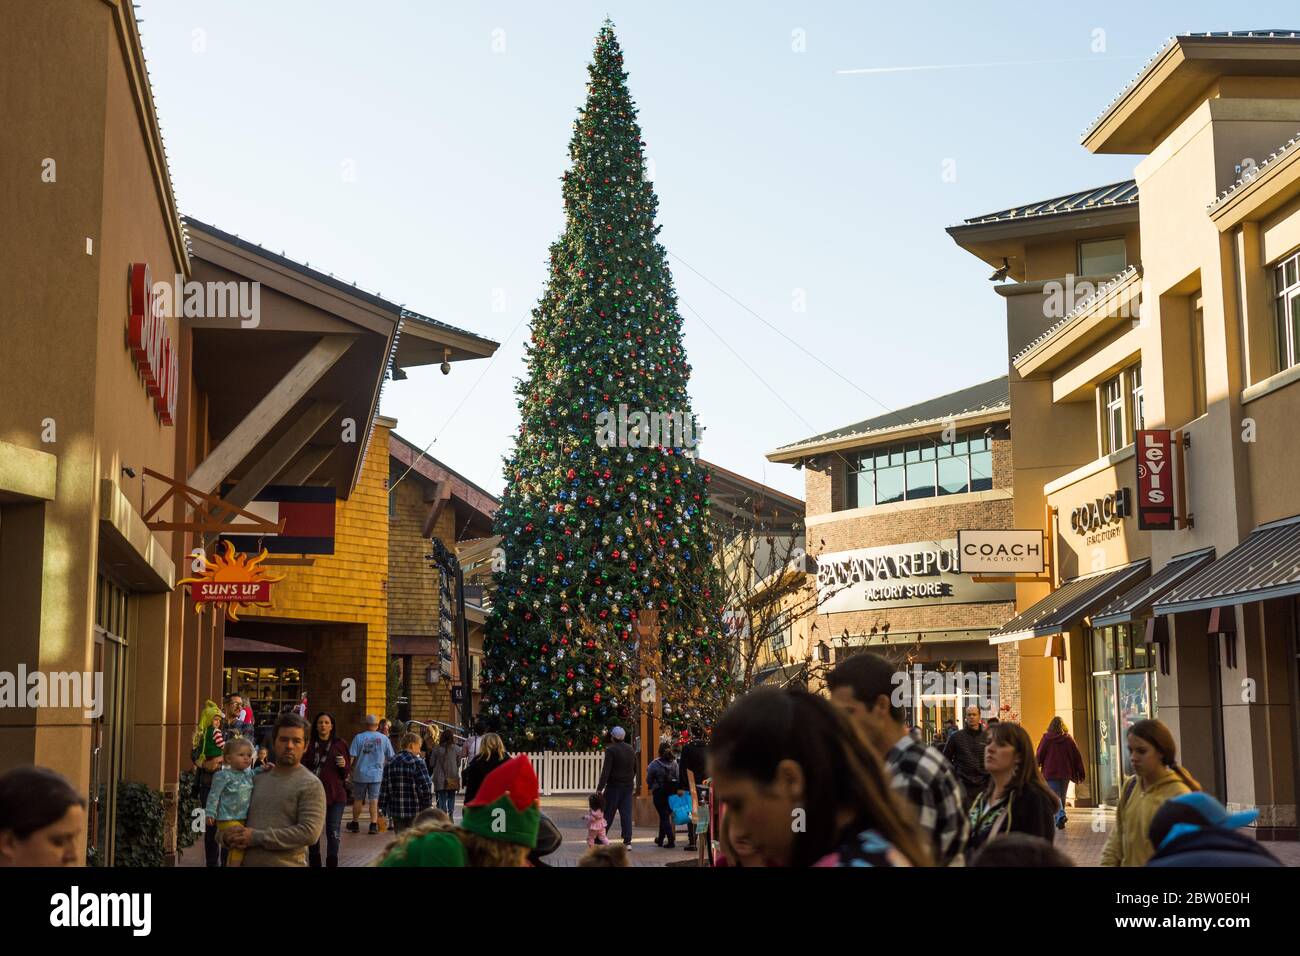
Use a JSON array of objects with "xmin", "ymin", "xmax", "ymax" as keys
[
  {"xmin": 597, "ymin": 726, "xmax": 637, "ymax": 849},
  {"xmin": 966, "ymin": 722, "xmax": 1058, "ymax": 861},
  {"xmin": 677, "ymin": 727, "xmax": 709, "ymax": 852},
  {"xmin": 1146, "ymin": 792, "xmax": 1282, "ymax": 867},
  {"xmin": 942, "ymin": 706, "xmax": 989, "ymax": 810}
]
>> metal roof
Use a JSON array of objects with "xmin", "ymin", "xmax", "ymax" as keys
[
  {"xmin": 1082, "ymin": 32, "xmax": 1300, "ymax": 142},
  {"xmin": 772, "ymin": 376, "xmax": 1008, "ymax": 454},
  {"xmin": 1091, "ymin": 548, "xmax": 1215, "ymax": 627},
  {"xmin": 753, "ymin": 663, "xmax": 808, "ymax": 689},
  {"xmin": 957, "ymin": 181, "xmax": 1137, "ymax": 227},
  {"xmin": 1155, "ymin": 515, "xmax": 1300, "ymax": 615},
  {"xmin": 181, "ymin": 216, "xmax": 498, "ymax": 351},
  {"xmin": 988, "ymin": 560, "xmax": 1150, "ymax": 645}
]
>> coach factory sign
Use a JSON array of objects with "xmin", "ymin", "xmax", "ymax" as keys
[{"xmin": 815, "ymin": 539, "xmax": 1014, "ymax": 614}]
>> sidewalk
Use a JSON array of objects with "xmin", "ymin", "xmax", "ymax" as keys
[
  {"xmin": 177, "ymin": 802, "xmax": 1300, "ymax": 867},
  {"xmin": 1054, "ymin": 807, "xmax": 1300, "ymax": 866},
  {"xmin": 177, "ymin": 796, "xmax": 687, "ymax": 868}
]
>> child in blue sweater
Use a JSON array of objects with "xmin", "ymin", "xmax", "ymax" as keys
[{"xmin": 205, "ymin": 738, "xmax": 261, "ymax": 866}]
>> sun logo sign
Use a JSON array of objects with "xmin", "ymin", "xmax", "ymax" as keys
[{"xmin": 178, "ymin": 541, "xmax": 285, "ymax": 621}]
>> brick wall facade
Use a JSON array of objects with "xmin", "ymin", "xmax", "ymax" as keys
[
  {"xmin": 388, "ymin": 471, "xmax": 444, "ymax": 636},
  {"xmin": 388, "ymin": 460, "xmax": 463, "ymax": 727}
]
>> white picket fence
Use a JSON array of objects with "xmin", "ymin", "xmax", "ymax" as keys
[{"xmin": 458, "ymin": 751, "xmax": 605, "ymax": 796}]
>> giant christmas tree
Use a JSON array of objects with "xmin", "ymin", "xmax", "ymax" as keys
[{"xmin": 482, "ymin": 23, "xmax": 728, "ymax": 750}]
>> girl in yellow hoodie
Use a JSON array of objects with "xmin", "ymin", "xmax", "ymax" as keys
[{"xmin": 1101, "ymin": 718, "xmax": 1200, "ymax": 867}]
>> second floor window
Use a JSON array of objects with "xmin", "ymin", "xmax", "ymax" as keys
[
  {"xmin": 1130, "ymin": 364, "xmax": 1144, "ymax": 432},
  {"xmin": 1079, "ymin": 237, "xmax": 1127, "ymax": 277},
  {"xmin": 844, "ymin": 429, "xmax": 994, "ymax": 510},
  {"xmin": 1098, "ymin": 362, "xmax": 1142, "ymax": 455},
  {"xmin": 767, "ymin": 617, "xmax": 793, "ymax": 653},
  {"xmin": 1103, "ymin": 374, "xmax": 1125, "ymax": 454},
  {"xmin": 1274, "ymin": 251, "xmax": 1300, "ymax": 372}
]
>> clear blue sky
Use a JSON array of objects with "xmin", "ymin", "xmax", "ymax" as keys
[{"xmin": 138, "ymin": 2, "xmax": 1290, "ymax": 501}]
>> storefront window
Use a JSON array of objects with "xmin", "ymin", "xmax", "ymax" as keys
[
  {"xmin": 90, "ymin": 573, "xmax": 130, "ymax": 866},
  {"xmin": 1088, "ymin": 622, "xmax": 1155, "ymax": 807},
  {"xmin": 224, "ymin": 664, "xmax": 303, "ymax": 741}
]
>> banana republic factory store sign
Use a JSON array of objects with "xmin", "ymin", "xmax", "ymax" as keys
[{"xmin": 816, "ymin": 539, "xmax": 1014, "ymax": 614}]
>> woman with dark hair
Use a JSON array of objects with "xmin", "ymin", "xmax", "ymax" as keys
[
  {"xmin": 0, "ymin": 766, "xmax": 87, "ymax": 867},
  {"xmin": 1037, "ymin": 716, "xmax": 1085, "ymax": 830},
  {"xmin": 647, "ymin": 742, "xmax": 682, "ymax": 848},
  {"xmin": 708, "ymin": 689, "xmax": 930, "ymax": 867},
  {"xmin": 966, "ymin": 722, "xmax": 1059, "ymax": 859},
  {"xmin": 305, "ymin": 712, "xmax": 351, "ymax": 867},
  {"xmin": 1102, "ymin": 718, "xmax": 1199, "ymax": 867}
]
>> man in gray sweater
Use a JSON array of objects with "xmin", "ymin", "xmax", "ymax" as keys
[{"xmin": 222, "ymin": 712, "xmax": 325, "ymax": 866}]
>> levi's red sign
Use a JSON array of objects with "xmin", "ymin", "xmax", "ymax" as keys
[
  {"xmin": 193, "ymin": 580, "xmax": 272, "ymax": 603},
  {"xmin": 128, "ymin": 263, "xmax": 178, "ymax": 425},
  {"xmin": 1137, "ymin": 429, "xmax": 1175, "ymax": 530}
]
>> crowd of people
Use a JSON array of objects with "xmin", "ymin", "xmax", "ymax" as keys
[{"xmin": 0, "ymin": 661, "xmax": 1286, "ymax": 868}]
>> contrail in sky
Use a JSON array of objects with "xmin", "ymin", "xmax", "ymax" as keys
[{"xmin": 836, "ymin": 55, "xmax": 1143, "ymax": 75}]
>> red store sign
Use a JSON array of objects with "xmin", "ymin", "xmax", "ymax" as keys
[
  {"xmin": 1136, "ymin": 429, "xmax": 1175, "ymax": 530},
  {"xmin": 128, "ymin": 263, "xmax": 178, "ymax": 426},
  {"xmin": 192, "ymin": 580, "xmax": 272, "ymax": 603}
]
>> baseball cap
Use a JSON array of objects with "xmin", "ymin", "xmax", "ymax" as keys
[
  {"xmin": 1150, "ymin": 791, "xmax": 1259, "ymax": 850},
  {"xmin": 611, "ymin": 726, "xmax": 626, "ymax": 740}
]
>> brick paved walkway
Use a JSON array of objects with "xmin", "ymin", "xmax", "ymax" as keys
[
  {"xmin": 177, "ymin": 796, "xmax": 686, "ymax": 867},
  {"xmin": 177, "ymin": 801, "xmax": 1298, "ymax": 867},
  {"xmin": 1051, "ymin": 806, "xmax": 1300, "ymax": 866}
]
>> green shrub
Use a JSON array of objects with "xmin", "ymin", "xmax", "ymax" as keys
[{"xmin": 113, "ymin": 781, "xmax": 165, "ymax": 867}]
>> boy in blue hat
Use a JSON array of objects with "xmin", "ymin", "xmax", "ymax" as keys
[{"xmin": 1146, "ymin": 792, "xmax": 1281, "ymax": 867}]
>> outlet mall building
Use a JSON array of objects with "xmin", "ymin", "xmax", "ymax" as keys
[
  {"xmin": 0, "ymin": 1, "xmax": 496, "ymax": 863},
  {"xmin": 949, "ymin": 31, "xmax": 1300, "ymax": 836},
  {"xmin": 768, "ymin": 378, "xmax": 1020, "ymax": 740}
]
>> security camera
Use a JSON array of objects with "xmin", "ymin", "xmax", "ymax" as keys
[
  {"xmin": 440, "ymin": 360, "xmax": 451, "ymax": 375},
  {"xmin": 121, "ymin": 466, "xmax": 137, "ymax": 479}
]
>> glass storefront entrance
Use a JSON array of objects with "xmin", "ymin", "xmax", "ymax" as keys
[
  {"xmin": 1089, "ymin": 623, "xmax": 1156, "ymax": 807},
  {"xmin": 89, "ymin": 573, "xmax": 131, "ymax": 866},
  {"xmin": 223, "ymin": 664, "xmax": 303, "ymax": 745}
]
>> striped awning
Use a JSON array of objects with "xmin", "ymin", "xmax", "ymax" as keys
[
  {"xmin": 988, "ymin": 560, "xmax": 1150, "ymax": 645},
  {"xmin": 1091, "ymin": 548, "xmax": 1216, "ymax": 627},
  {"xmin": 1155, "ymin": 515, "xmax": 1300, "ymax": 615}
]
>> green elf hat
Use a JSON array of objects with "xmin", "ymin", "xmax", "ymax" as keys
[{"xmin": 460, "ymin": 754, "xmax": 541, "ymax": 849}]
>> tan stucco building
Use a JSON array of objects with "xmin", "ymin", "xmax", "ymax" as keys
[
  {"xmin": 951, "ymin": 31, "xmax": 1300, "ymax": 837},
  {"xmin": 1, "ymin": 0, "xmax": 497, "ymax": 863}
]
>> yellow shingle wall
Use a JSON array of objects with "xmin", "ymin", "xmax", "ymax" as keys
[{"xmin": 242, "ymin": 422, "xmax": 391, "ymax": 714}]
